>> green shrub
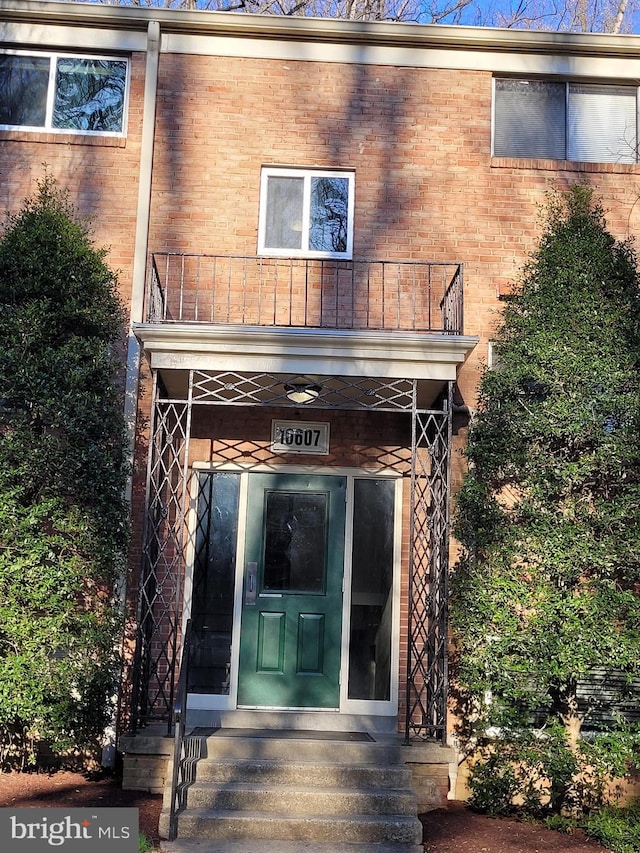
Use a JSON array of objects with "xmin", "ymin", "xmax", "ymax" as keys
[
  {"xmin": 452, "ymin": 185, "xmax": 640, "ymax": 818},
  {"xmin": 138, "ymin": 833, "xmax": 156, "ymax": 852},
  {"xmin": 468, "ymin": 724, "xmax": 640, "ymax": 820},
  {"xmin": 467, "ymin": 725, "xmax": 578, "ymax": 818},
  {"xmin": 0, "ymin": 175, "xmax": 128, "ymax": 767},
  {"xmin": 467, "ymin": 750, "xmax": 520, "ymax": 815},
  {"xmin": 582, "ymin": 801, "xmax": 640, "ymax": 853},
  {"xmin": 544, "ymin": 814, "xmax": 574, "ymax": 834}
]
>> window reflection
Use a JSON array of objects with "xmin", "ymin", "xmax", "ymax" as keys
[
  {"xmin": 348, "ymin": 479, "xmax": 394, "ymax": 701},
  {"xmin": 190, "ymin": 472, "xmax": 240, "ymax": 695},
  {"xmin": 309, "ymin": 177, "xmax": 349, "ymax": 253},
  {"xmin": 263, "ymin": 491, "xmax": 327, "ymax": 593},
  {"xmin": 0, "ymin": 55, "xmax": 49, "ymax": 127},
  {"xmin": 0, "ymin": 53, "xmax": 127, "ymax": 134},
  {"xmin": 53, "ymin": 59, "xmax": 126, "ymax": 132}
]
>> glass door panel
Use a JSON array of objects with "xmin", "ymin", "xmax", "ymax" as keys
[
  {"xmin": 348, "ymin": 478, "xmax": 395, "ymax": 702},
  {"xmin": 189, "ymin": 471, "xmax": 240, "ymax": 694}
]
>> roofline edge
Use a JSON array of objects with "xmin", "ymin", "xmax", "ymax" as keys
[{"xmin": 3, "ymin": 0, "xmax": 640, "ymax": 58}]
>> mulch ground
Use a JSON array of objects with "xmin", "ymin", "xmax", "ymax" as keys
[
  {"xmin": 0, "ymin": 770, "xmax": 611, "ymax": 852},
  {"xmin": 422, "ymin": 802, "xmax": 610, "ymax": 852},
  {"xmin": 0, "ymin": 769, "xmax": 162, "ymax": 845}
]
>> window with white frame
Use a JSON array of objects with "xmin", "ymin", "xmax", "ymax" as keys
[
  {"xmin": 493, "ymin": 78, "xmax": 638, "ymax": 164},
  {"xmin": 258, "ymin": 167, "xmax": 355, "ymax": 259},
  {"xmin": 0, "ymin": 51, "xmax": 128, "ymax": 135}
]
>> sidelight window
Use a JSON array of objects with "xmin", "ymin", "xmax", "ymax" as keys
[{"xmin": 348, "ymin": 478, "xmax": 395, "ymax": 702}]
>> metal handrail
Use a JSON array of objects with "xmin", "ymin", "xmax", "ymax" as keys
[
  {"xmin": 168, "ymin": 618, "xmax": 192, "ymax": 842},
  {"xmin": 439, "ymin": 265, "xmax": 463, "ymax": 335},
  {"xmin": 145, "ymin": 253, "xmax": 464, "ymax": 335}
]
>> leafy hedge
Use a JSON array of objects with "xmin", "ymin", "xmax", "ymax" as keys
[
  {"xmin": 452, "ymin": 185, "xmax": 640, "ymax": 816},
  {"xmin": 0, "ymin": 176, "xmax": 128, "ymax": 767},
  {"xmin": 581, "ymin": 800, "xmax": 640, "ymax": 853}
]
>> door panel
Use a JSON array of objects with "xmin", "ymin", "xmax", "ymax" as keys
[
  {"xmin": 257, "ymin": 611, "xmax": 286, "ymax": 673},
  {"xmin": 348, "ymin": 478, "xmax": 396, "ymax": 702},
  {"xmin": 237, "ymin": 473, "xmax": 346, "ymax": 709},
  {"xmin": 297, "ymin": 613, "xmax": 325, "ymax": 674}
]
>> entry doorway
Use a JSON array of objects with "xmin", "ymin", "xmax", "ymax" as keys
[
  {"xmin": 186, "ymin": 468, "xmax": 400, "ymax": 719},
  {"xmin": 237, "ymin": 472, "xmax": 345, "ymax": 709}
]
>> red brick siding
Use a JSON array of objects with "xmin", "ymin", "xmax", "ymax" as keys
[{"xmin": 5, "ymin": 41, "xmax": 640, "ymax": 729}]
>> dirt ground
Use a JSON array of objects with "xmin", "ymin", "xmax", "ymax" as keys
[
  {"xmin": 0, "ymin": 770, "xmax": 612, "ymax": 852},
  {"xmin": 0, "ymin": 769, "xmax": 162, "ymax": 845}
]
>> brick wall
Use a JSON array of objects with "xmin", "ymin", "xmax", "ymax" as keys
[
  {"xmin": 3, "ymin": 47, "xmax": 640, "ymax": 440},
  {"xmin": 0, "ymin": 52, "xmax": 146, "ymax": 315},
  {"xmin": 137, "ymin": 48, "xmax": 640, "ymax": 736},
  {"xmin": 147, "ymin": 52, "xmax": 640, "ymax": 411},
  {"xmin": 5, "ymin": 34, "xmax": 640, "ymax": 739}
]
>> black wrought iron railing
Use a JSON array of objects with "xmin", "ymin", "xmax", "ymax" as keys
[
  {"xmin": 145, "ymin": 253, "xmax": 464, "ymax": 335},
  {"xmin": 168, "ymin": 618, "xmax": 192, "ymax": 842}
]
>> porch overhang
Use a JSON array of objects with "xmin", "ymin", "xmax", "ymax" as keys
[{"xmin": 133, "ymin": 323, "xmax": 478, "ymax": 381}]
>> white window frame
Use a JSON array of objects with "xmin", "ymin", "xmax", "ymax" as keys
[
  {"xmin": 258, "ymin": 167, "xmax": 355, "ymax": 260},
  {"xmin": 492, "ymin": 77, "xmax": 639, "ymax": 164},
  {"xmin": 0, "ymin": 49, "xmax": 130, "ymax": 137}
]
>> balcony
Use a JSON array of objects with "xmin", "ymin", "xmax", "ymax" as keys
[{"xmin": 144, "ymin": 254, "xmax": 464, "ymax": 335}]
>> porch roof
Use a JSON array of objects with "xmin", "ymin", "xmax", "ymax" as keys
[{"xmin": 133, "ymin": 323, "xmax": 478, "ymax": 382}]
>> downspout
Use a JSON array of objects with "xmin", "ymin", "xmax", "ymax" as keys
[
  {"xmin": 104, "ymin": 19, "xmax": 161, "ymax": 766},
  {"xmin": 125, "ymin": 17, "xmax": 161, "ymax": 475}
]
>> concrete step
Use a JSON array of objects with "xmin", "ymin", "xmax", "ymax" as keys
[
  {"xmin": 192, "ymin": 733, "xmax": 403, "ymax": 766},
  {"xmin": 171, "ymin": 809, "xmax": 424, "ymax": 844},
  {"xmin": 184, "ymin": 710, "xmax": 399, "ymax": 737},
  {"xmin": 161, "ymin": 730, "xmax": 423, "ymax": 847},
  {"xmin": 194, "ymin": 758, "xmax": 414, "ymax": 790},
  {"xmin": 161, "ymin": 840, "xmax": 423, "ymax": 852},
  {"xmin": 183, "ymin": 781, "xmax": 417, "ymax": 815}
]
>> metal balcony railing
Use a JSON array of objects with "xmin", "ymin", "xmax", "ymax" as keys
[{"xmin": 145, "ymin": 253, "xmax": 464, "ymax": 335}]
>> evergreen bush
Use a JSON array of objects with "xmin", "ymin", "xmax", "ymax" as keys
[
  {"xmin": 0, "ymin": 175, "xmax": 128, "ymax": 767},
  {"xmin": 452, "ymin": 185, "xmax": 640, "ymax": 817}
]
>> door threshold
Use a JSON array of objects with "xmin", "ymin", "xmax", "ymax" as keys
[
  {"xmin": 191, "ymin": 727, "xmax": 376, "ymax": 742},
  {"xmin": 186, "ymin": 708, "xmax": 399, "ymax": 735},
  {"xmin": 237, "ymin": 705, "xmax": 340, "ymax": 712}
]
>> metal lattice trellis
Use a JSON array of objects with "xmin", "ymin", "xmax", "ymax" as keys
[
  {"xmin": 130, "ymin": 369, "xmax": 453, "ymax": 739},
  {"xmin": 130, "ymin": 373, "xmax": 192, "ymax": 731},
  {"xmin": 405, "ymin": 383, "xmax": 453, "ymax": 743}
]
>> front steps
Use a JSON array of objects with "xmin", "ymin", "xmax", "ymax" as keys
[{"xmin": 159, "ymin": 730, "xmax": 423, "ymax": 851}]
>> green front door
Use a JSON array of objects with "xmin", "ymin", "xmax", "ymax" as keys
[{"xmin": 237, "ymin": 473, "xmax": 346, "ymax": 709}]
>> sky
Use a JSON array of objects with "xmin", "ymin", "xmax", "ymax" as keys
[{"xmin": 58, "ymin": 0, "xmax": 640, "ymax": 34}]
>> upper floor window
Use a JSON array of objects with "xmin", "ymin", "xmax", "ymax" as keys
[
  {"xmin": 0, "ymin": 52, "xmax": 128, "ymax": 136},
  {"xmin": 258, "ymin": 167, "xmax": 355, "ymax": 259},
  {"xmin": 493, "ymin": 79, "xmax": 638, "ymax": 164}
]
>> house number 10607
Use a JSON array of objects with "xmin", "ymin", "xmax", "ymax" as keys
[
  {"xmin": 278, "ymin": 427, "xmax": 320, "ymax": 447},
  {"xmin": 271, "ymin": 420, "xmax": 330, "ymax": 455}
]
